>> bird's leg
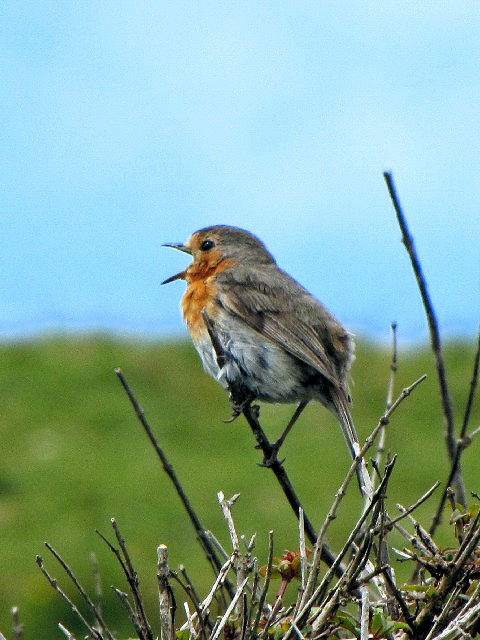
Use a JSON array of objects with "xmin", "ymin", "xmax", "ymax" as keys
[
  {"xmin": 224, "ymin": 384, "xmax": 256, "ymax": 423},
  {"xmin": 264, "ymin": 401, "xmax": 309, "ymax": 465}
]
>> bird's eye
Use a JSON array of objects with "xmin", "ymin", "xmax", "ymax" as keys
[{"xmin": 200, "ymin": 239, "xmax": 215, "ymax": 251}]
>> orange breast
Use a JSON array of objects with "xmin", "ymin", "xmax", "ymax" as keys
[
  {"xmin": 181, "ymin": 279, "xmax": 216, "ymax": 339},
  {"xmin": 181, "ymin": 257, "xmax": 235, "ymax": 340}
]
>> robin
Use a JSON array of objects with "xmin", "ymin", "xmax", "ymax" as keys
[{"xmin": 162, "ymin": 225, "xmax": 372, "ymax": 497}]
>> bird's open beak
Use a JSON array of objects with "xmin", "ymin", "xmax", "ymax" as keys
[
  {"xmin": 162, "ymin": 242, "xmax": 192, "ymax": 254},
  {"xmin": 161, "ymin": 242, "xmax": 192, "ymax": 284}
]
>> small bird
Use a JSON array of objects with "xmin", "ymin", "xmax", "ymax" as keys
[{"xmin": 163, "ymin": 225, "xmax": 371, "ymax": 496}]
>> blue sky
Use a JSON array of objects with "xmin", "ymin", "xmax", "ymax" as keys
[{"xmin": 1, "ymin": 1, "xmax": 479, "ymax": 342}]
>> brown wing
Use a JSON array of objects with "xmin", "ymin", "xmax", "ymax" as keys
[{"xmin": 214, "ymin": 264, "xmax": 348, "ymax": 387}]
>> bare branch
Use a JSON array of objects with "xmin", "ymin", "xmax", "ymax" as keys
[
  {"xmin": 211, "ymin": 577, "xmax": 249, "ymax": 640},
  {"xmin": 430, "ymin": 328, "xmax": 480, "ymax": 534},
  {"xmin": 375, "ymin": 481, "xmax": 440, "ymax": 534},
  {"xmin": 157, "ymin": 545, "xmax": 175, "ymax": 640},
  {"xmin": 376, "ymin": 321, "xmax": 398, "ymax": 470},
  {"xmin": 383, "ymin": 170, "xmax": 464, "ymax": 506},
  {"xmin": 36, "ymin": 555, "xmax": 102, "ymax": 640},
  {"xmin": 44, "ymin": 542, "xmax": 114, "ymax": 640},
  {"xmin": 58, "ymin": 623, "xmax": 77, "ymax": 639},
  {"xmin": 114, "ymin": 368, "xmax": 231, "ymax": 596},
  {"xmin": 253, "ymin": 531, "xmax": 274, "ymax": 635},
  {"xmin": 110, "ymin": 518, "xmax": 154, "ymax": 640},
  {"xmin": 460, "ymin": 327, "xmax": 480, "ymax": 441},
  {"xmin": 113, "ymin": 588, "xmax": 143, "ymax": 637}
]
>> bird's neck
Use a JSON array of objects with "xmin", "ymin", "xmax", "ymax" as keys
[{"xmin": 185, "ymin": 255, "xmax": 235, "ymax": 283}]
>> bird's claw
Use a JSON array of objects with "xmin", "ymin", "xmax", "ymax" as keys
[
  {"xmin": 223, "ymin": 409, "xmax": 241, "ymax": 424},
  {"xmin": 224, "ymin": 391, "xmax": 256, "ymax": 424}
]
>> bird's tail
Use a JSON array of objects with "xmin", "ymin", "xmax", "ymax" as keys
[{"xmin": 330, "ymin": 387, "xmax": 373, "ymax": 501}]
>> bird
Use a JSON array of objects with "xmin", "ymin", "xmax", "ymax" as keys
[{"xmin": 162, "ymin": 225, "xmax": 372, "ymax": 497}]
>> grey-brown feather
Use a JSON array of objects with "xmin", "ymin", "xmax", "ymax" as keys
[{"xmin": 215, "ymin": 263, "xmax": 354, "ymax": 387}]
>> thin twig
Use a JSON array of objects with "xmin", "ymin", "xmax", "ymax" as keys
[
  {"xmin": 384, "ymin": 171, "xmax": 464, "ymax": 506},
  {"xmin": 376, "ymin": 322, "xmax": 398, "ymax": 471},
  {"xmin": 298, "ymin": 508, "xmax": 307, "ymax": 595},
  {"xmin": 309, "ymin": 539, "xmax": 370, "ymax": 634},
  {"xmin": 204, "ymin": 531, "xmax": 230, "ymax": 562},
  {"xmin": 183, "ymin": 602, "xmax": 195, "ymax": 638},
  {"xmin": 460, "ymin": 327, "xmax": 480, "ymax": 442},
  {"xmin": 253, "ymin": 531, "xmax": 274, "ymax": 634},
  {"xmin": 285, "ymin": 459, "xmax": 398, "ymax": 640},
  {"xmin": 301, "ymin": 374, "xmax": 427, "ymax": 614},
  {"xmin": 170, "ymin": 571, "xmax": 208, "ymax": 639},
  {"xmin": 217, "ymin": 491, "xmax": 250, "ymax": 619},
  {"xmin": 218, "ymin": 492, "xmax": 240, "ymax": 553},
  {"xmin": 211, "ymin": 577, "xmax": 249, "ymax": 640},
  {"xmin": 36, "ymin": 555, "xmax": 102, "ymax": 640},
  {"xmin": 373, "ymin": 481, "xmax": 440, "ymax": 534},
  {"xmin": 424, "ymin": 582, "xmax": 470, "ymax": 640},
  {"xmin": 113, "ymin": 588, "xmax": 142, "ymax": 637},
  {"xmin": 110, "ymin": 518, "xmax": 154, "ymax": 640},
  {"xmin": 115, "ymin": 368, "xmax": 232, "ymax": 597},
  {"xmin": 180, "ymin": 565, "xmax": 207, "ymax": 629},
  {"xmin": 430, "ymin": 328, "xmax": 480, "ymax": 534},
  {"xmin": 240, "ymin": 592, "xmax": 249, "ymax": 640},
  {"xmin": 415, "ymin": 513, "xmax": 480, "ymax": 635},
  {"xmin": 44, "ymin": 541, "xmax": 114, "ymax": 639},
  {"xmin": 381, "ymin": 568, "xmax": 416, "ymax": 632},
  {"xmin": 58, "ymin": 623, "xmax": 77, "ymax": 639}
]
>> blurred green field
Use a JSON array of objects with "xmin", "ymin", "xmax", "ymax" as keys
[{"xmin": 0, "ymin": 334, "xmax": 479, "ymax": 638}]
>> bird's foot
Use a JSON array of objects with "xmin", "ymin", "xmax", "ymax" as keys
[
  {"xmin": 223, "ymin": 391, "xmax": 256, "ymax": 423},
  {"xmin": 223, "ymin": 406, "xmax": 242, "ymax": 424}
]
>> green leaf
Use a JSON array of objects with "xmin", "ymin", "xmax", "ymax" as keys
[
  {"xmin": 401, "ymin": 584, "xmax": 428, "ymax": 592},
  {"xmin": 335, "ymin": 611, "xmax": 360, "ymax": 637}
]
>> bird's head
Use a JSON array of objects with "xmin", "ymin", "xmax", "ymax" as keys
[{"xmin": 162, "ymin": 225, "xmax": 275, "ymax": 284}]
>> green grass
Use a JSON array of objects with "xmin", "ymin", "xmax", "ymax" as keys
[{"xmin": 0, "ymin": 334, "xmax": 479, "ymax": 637}]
